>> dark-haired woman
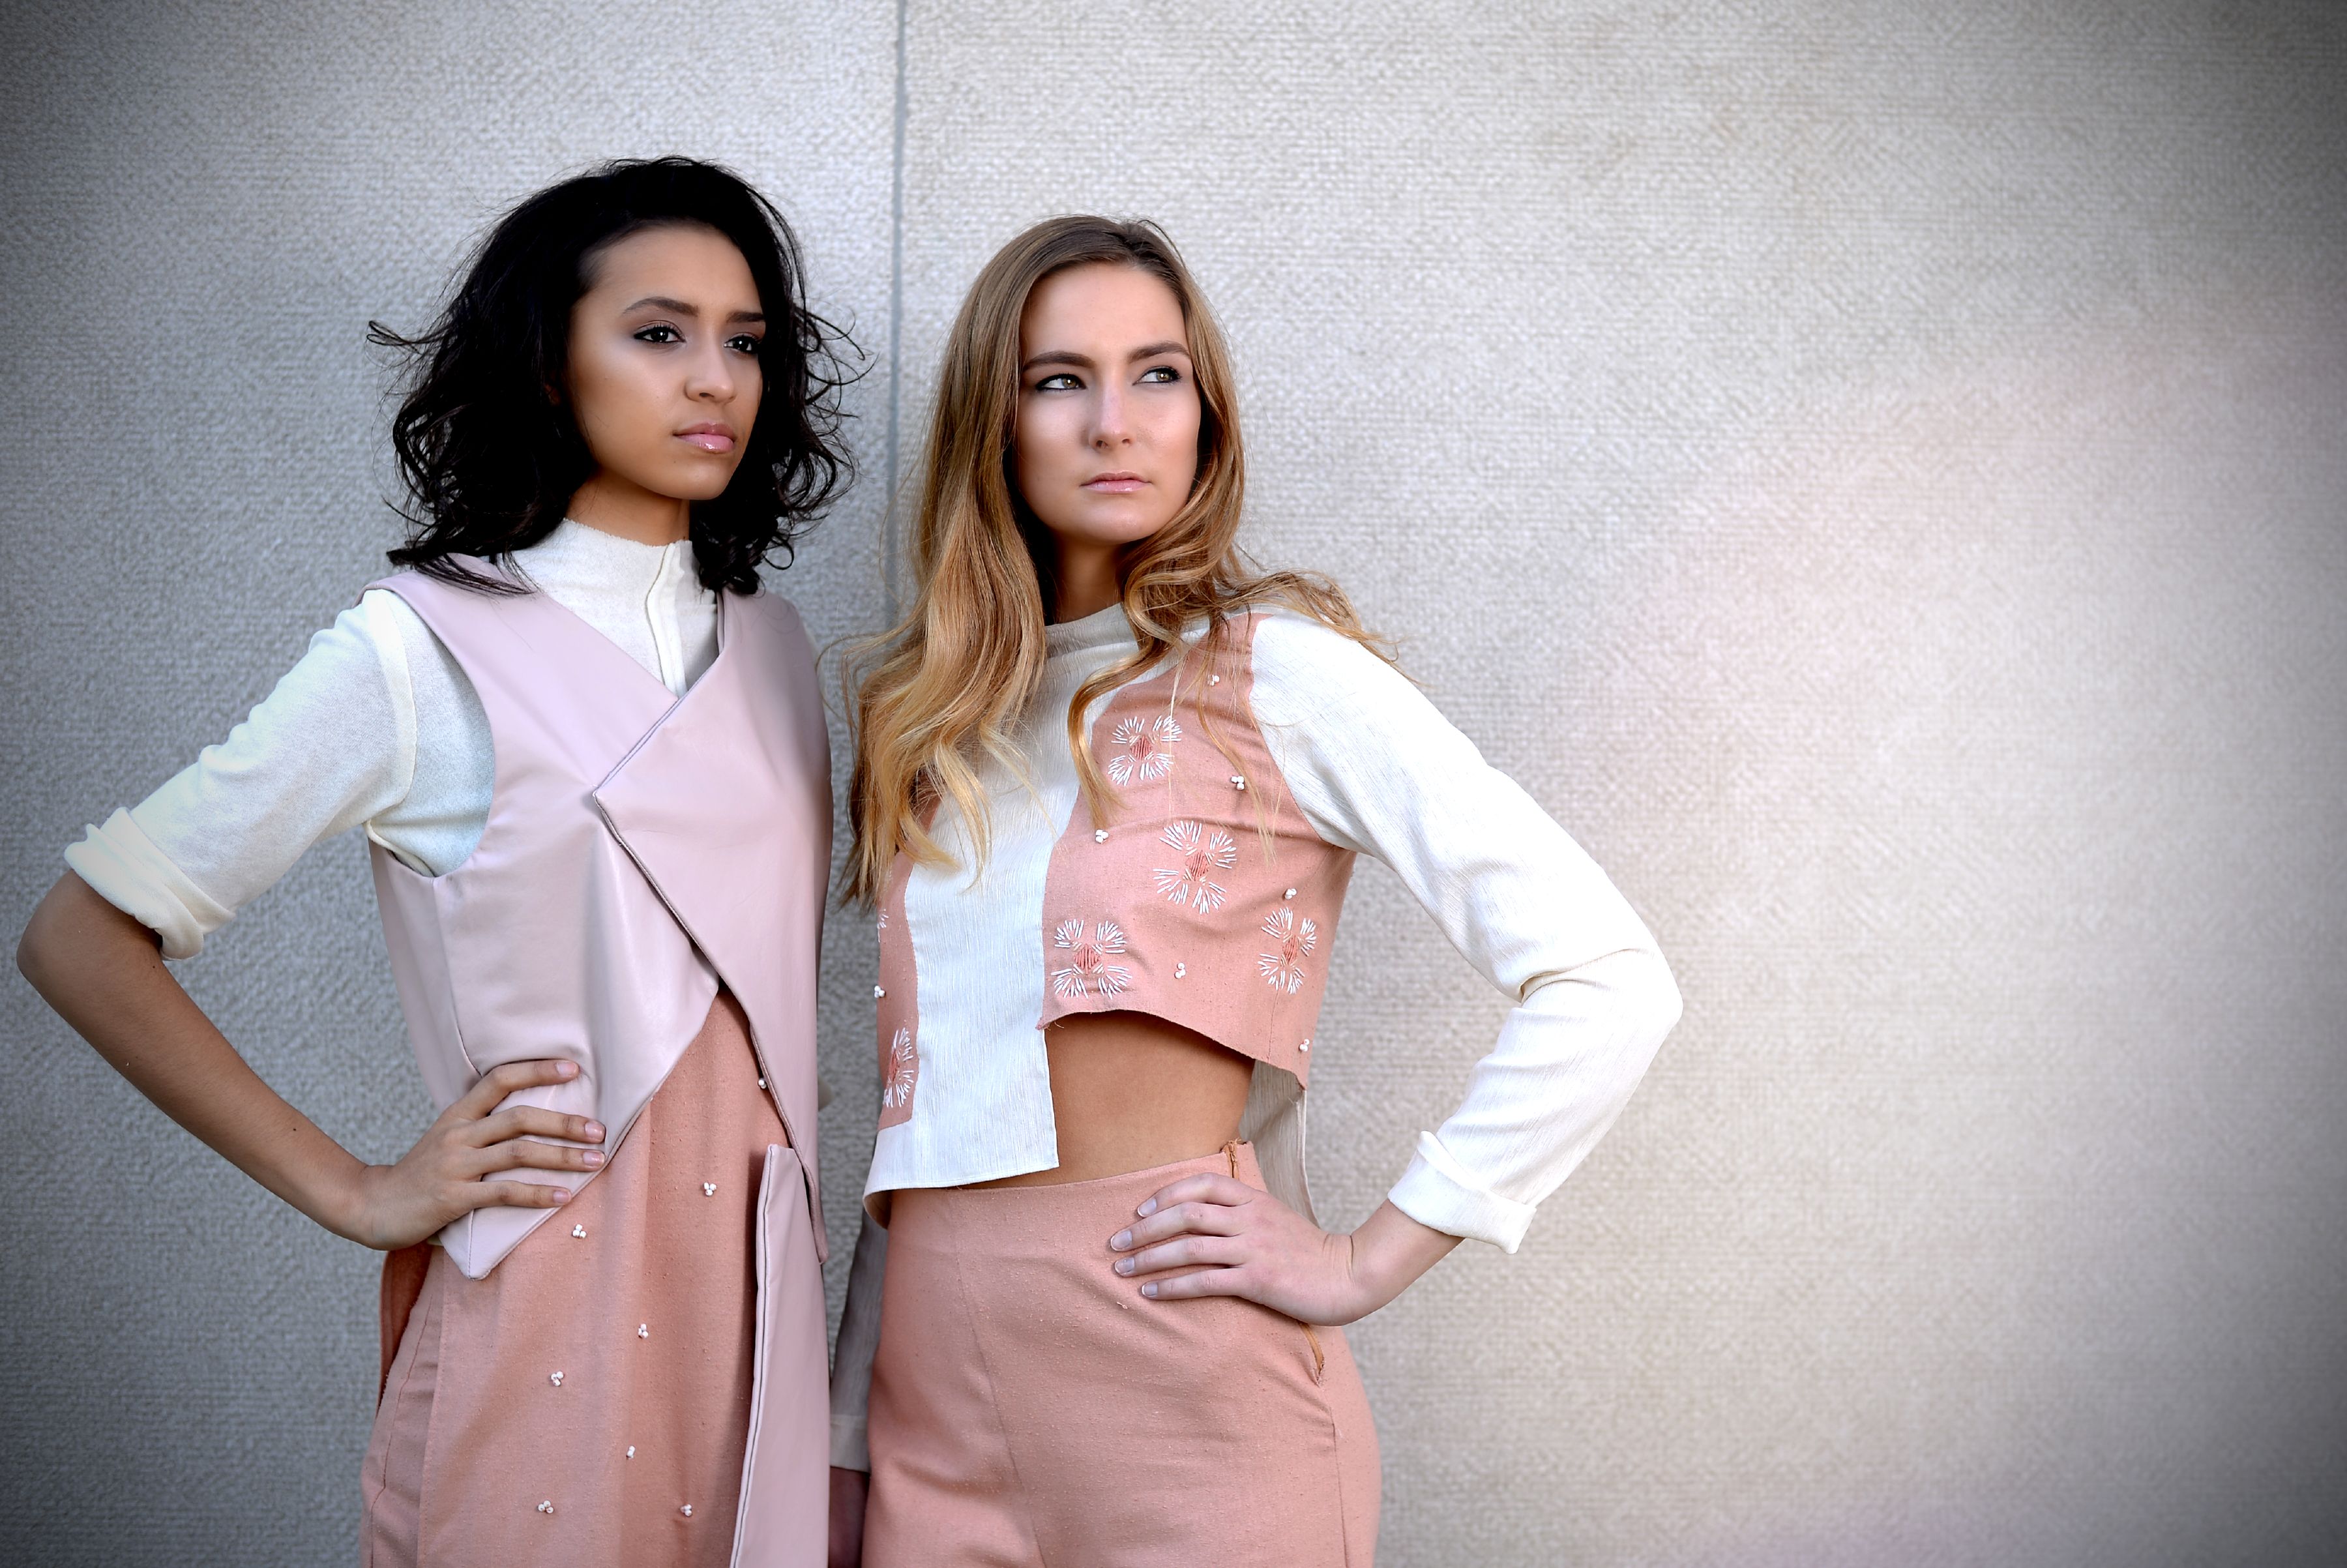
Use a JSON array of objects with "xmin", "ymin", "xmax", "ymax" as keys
[
  {"xmin": 824, "ymin": 219, "xmax": 1681, "ymax": 1566},
  {"xmin": 19, "ymin": 158, "xmax": 850, "ymax": 1567}
]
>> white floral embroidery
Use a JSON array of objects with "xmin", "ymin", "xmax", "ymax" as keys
[
  {"xmin": 881, "ymin": 1027, "xmax": 917, "ymax": 1109},
  {"xmin": 1153, "ymin": 820, "xmax": 1238, "ymax": 912},
  {"xmin": 1051, "ymin": 917, "xmax": 1132, "ymax": 999},
  {"xmin": 1258, "ymin": 908, "xmax": 1319, "ymax": 995},
  {"xmin": 1105, "ymin": 715, "xmax": 1182, "ymax": 786}
]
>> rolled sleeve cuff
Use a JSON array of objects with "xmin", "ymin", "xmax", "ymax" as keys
[
  {"xmin": 1387, "ymin": 1131, "xmax": 1538, "ymax": 1254},
  {"xmin": 830, "ymin": 1412, "xmax": 870, "ymax": 1473},
  {"xmin": 63, "ymin": 809, "xmax": 230, "ymax": 962}
]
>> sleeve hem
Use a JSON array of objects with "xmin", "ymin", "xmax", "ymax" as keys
[
  {"xmin": 63, "ymin": 809, "xmax": 231, "ymax": 961},
  {"xmin": 829, "ymin": 1414, "xmax": 870, "ymax": 1472},
  {"xmin": 1387, "ymin": 1131, "xmax": 1538, "ymax": 1254}
]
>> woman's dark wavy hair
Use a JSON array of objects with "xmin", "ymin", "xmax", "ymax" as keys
[{"xmin": 372, "ymin": 156, "xmax": 855, "ymax": 594}]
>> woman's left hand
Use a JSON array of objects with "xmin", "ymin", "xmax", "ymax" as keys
[{"xmin": 1108, "ymin": 1180, "xmax": 1461, "ymax": 1325}]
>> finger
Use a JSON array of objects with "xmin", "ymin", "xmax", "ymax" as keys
[
  {"xmin": 1116, "ymin": 1234, "xmax": 1245, "ymax": 1278},
  {"xmin": 1109, "ymin": 1200, "xmax": 1245, "ymax": 1252},
  {"xmin": 1134, "ymin": 1173, "xmax": 1256, "ymax": 1219},
  {"xmin": 468, "ymin": 1138, "xmax": 604, "ymax": 1177},
  {"xmin": 468, "ymin": 1106, "xmax": 605, "ymax": 1148},
  {"xmin": 453, "ymin": 1058, "xmax": 580, "ymax": 1118},
  {"xmin": 1138, "ymin": 1264, "xmax": 1254, "ymax": 1302},
  {"xmin": 464, "ymin": 1179, "xmax": 572, "ymax": 1211}
]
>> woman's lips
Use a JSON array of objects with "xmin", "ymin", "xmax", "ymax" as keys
[
  {"xmin": 1082, "ymin": 473, "xmax": 1145, "ymax": 493},
  {"xmin": 678, "ymin": 424, "xmax": 736, "ymax": 453}
]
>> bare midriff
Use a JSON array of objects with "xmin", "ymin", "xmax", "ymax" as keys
[{"xmin": 962, "ymin": 1011, "xmax": 1255, "ymax": 1189}]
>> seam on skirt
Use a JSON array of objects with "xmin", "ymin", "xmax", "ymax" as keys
[
  {"xmin": 945, "ymin": 1213, "xmax": 1050, "ymax": 1567},
  {"xmin": 363, "ymin": 1260, "xmax": 437, "ymax": 1567}
]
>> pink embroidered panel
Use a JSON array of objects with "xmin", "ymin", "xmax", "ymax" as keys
[
  {"xmin": 873, "ymin": 853, "xmax": 921, "ymax": 1128},
  {"xmin": 1036, "ymin": 615, "xmax": 1357, "ymax": 1084}
]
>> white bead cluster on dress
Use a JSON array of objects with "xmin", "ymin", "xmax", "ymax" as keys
[
  {"xmin": 638, "ymin": 1324, "xmax": 649, "ymax": 1339},
  {"xmin": 1174, "ymin": 962, "xmax": 1187, "ymax": 979},
  {"xmin": 537, "ymin": 1500, "xmax": 555, "ymax": 1515},
  {"xmin": 874, "ymin": 984, "xmax": 886, "ymax": 999},
  {"xmin": 1230, "ymin": 774, "xmax": 1247, "ymax": 791},
  {"xmin": 627, "ymin": 1446, "xmax": 636, "ymax": 1460},
  {"xmin": 549, "ymin": 1370, "xmax": 564, "ymax": 1387},
  {"xmin": 702, "ymin": 1182, "xmax": 716, "ymax": 1196},
  {"xmin": 572, "ymin": 1224, "xmax": 587, "ymax": 1239},
  {"xmin": 681, "ymin": 1503, "xmax": 694, "ymax": 1518}
]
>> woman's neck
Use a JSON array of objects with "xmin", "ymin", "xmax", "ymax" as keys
[
  {"xmin": 1050, "ymin": 539, "xmax": 1123, "ymax": 623},
  {"xmin": 566, "ymin": 471, "xmax": 692, "ymax": 547}
]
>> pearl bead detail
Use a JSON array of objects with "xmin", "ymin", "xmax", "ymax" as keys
[
  {"xmin": 1093, "ymin": 828, "xmax": 1108, "ymax": 842},
  {"xmin": 1284, "ymin": 887, "xmax": 1296, "ymax": 899},
  {"xmin": 681, "ymin": 1504, "xmax": 694, "ymax": 1518},
  {"xmin": 571, "ymin": 1224, "xmax": 586, "ymax": 1238},
  {"xmin": 1230, "ymin": 774, "xmax": 1247, "ymax": 791},
  {"xmin": 1174, "ymin": 962, "xmax": 1187, "ymax": 979},
  {"xmin": 874, "ymin": 984, "xmax": 886, "ymax": 999},
  {"xmin": 638, "ymin": 1324, "xmax": 649, "ymax": 1338},
  {"xmin": 549, "ymin": 1370, "xmax": 564, "ymax": 1387},
  {"xmin": 703, "ymin": 1182, "xmax": 716, "ymax": 1196},
  {"xmin": 537, "ymin": 1500, "xmax": 555, "ymax": 1515}
]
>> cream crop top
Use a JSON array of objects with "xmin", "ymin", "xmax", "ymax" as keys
[{"xmin": 829, "ymin": 602, "xmax": 1682, "ymax": 1468}]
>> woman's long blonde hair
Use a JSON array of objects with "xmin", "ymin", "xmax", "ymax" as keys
[{"xmin": 846, "ymin": 216, "xmax": 1383, "ymax": 903}]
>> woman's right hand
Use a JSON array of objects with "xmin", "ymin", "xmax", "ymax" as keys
[{"xmin": 332, "ymin": 1059, "xmax": 606, "ymax": 1250}]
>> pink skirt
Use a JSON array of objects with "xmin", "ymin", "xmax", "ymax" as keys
[
  {"xmin": 865, "ymin": 1142, "xmax": 1380, "ymax": 1567},
  {"xmin": 359, "ymin": 990, "xmax": 808, "ymax": 1567}
]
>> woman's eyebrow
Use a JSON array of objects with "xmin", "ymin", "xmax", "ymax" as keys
[
  {"xmin": 1022, "ymin": 342, "xmax": 1190, "ymax": 372},
  {"xmin": 621, "ymin": 295, "xmax": 767, "ymax": 324}
]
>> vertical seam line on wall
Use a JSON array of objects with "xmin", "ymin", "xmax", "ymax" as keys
[{"xmin": 884, "ymin": 0, "xmax": 909, "ymax": 617}]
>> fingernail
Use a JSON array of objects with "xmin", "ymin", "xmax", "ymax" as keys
[
  {"xmin": 553, "ymin": 1189, "xmax": 572, "ymax": 1202},
  {"xmin": 1115, "ymin": 1257, "xmax": 1134, "ymax": 1275},
  {"xmin": 583, "ymin": 1121, "xmax": 605, "ymax": 1140},
  {"xmin": 1137, "ymin": 1200, "xmax": 1157, "ymax": 1218},
  {"xmin": 1110, "ymin": 1230, "xmax": 1131, "ymax": 1250},
  {"xmin": 557, "ymin": 1062, "xmax": 578, "ymax": 1078},
  {"xmin": 582, "ymin": 1151, "xmax": 603, "ymax": 1167},
  {"xmin": 1140, "ymin": 1282, "xmax": 1157, "ymax": 1297}
]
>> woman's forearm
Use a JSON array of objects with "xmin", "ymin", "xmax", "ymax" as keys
[
  {"xmin": 18, "ymin": 872, "xmax": 369, "ymax": 1238},
  {"xmin": 1344, "ymin": 1200, "xmax": 1463, "ymax": 1317}
]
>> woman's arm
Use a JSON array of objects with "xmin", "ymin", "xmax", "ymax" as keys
[
  {"xmin": 1110, "ymin": 613, "xmax": 1681, "ymax": 1313},
  {"xmin": 18, "ymin": 872, "xmax": 601, "ymax": 1247},
  {"xmin": 828, "ymin": 1213, "xmax": 887, "ymax": 1565}
]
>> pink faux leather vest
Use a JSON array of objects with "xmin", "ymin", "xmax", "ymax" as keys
[{"xmin": 366, "ymin": 566, "xmax": 833, "ymax": 1275}]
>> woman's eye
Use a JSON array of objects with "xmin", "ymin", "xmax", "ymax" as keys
[
  {"xmin": 1139, "ymin": 365, "xmax": 1181, "ymax": 383},
  {"xmin": 634, "ymin": 324, "xmax": 683, "ymax": 345},
  {"xmin": 727, "ymin": 334, "xmax": 763, "ymax": 356},
  {"xmin": 1035, "ymin": 372, "xmax": 1082, "ymax": 392}
]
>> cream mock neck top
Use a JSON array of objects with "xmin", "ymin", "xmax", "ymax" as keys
[{"xmin": 65, "ymin": 521, "xmax": 716, "ymax": 959}]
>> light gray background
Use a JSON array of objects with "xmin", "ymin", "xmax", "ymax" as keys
[{"xmin": 3, "ymin": 2, "xmax": 2342, "ymax": 1563}]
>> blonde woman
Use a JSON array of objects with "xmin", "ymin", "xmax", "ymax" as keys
[{"xmin": 825, "ymin": 216, "xmax": 1681, "ymax": 1567}]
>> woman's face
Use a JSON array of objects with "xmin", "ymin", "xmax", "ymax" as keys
[
  {"xmin": 566, "ymin": 222, "xmax": 765, "ymax": 510},
  {"xmin": 1013, "ymin": 263, "xmax": 1201, "ymax": 570}
]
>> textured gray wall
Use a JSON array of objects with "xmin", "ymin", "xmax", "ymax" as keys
[{"xmin": 4, "ymin": 2, "xmax": 2342, "ymax": 1564}]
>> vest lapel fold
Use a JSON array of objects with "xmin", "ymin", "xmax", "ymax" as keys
[{"xmin": 593, "ymin": 593, "xmax": 834, "ymax": 1260}]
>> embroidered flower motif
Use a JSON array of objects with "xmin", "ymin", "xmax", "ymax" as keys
[
  {"xmin": 1258, "ymin": 908, "xmax": 1318, "ymax": 996},
  {"xmin": 881, "ymin": 1027, "xmax": 917, "ymax": 1109},
  {"xmin": 1105, "ymin": 715, "xmax": 1183, "ymax": 786},
  {"xmin": 1153, "ymin": 820, "xmax": 1238, "ymax": 912},
  {"xmin": 1051, "ymin": 917, "xmax": 1132, "ymax": 999}
]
